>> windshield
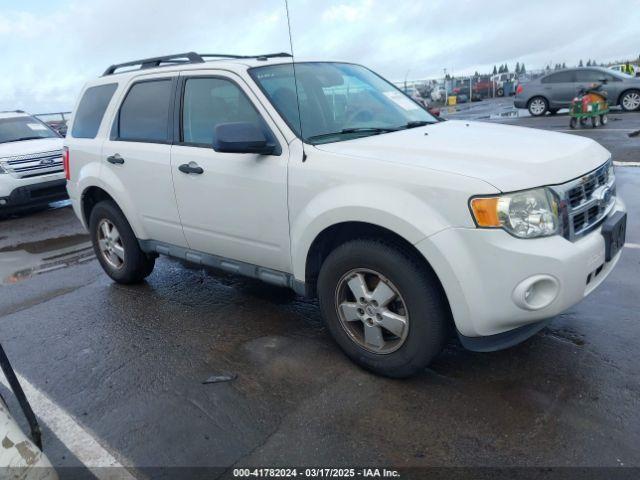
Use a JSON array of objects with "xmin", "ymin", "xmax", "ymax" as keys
[
  {"xmin": 250, "ymin": 62, "xmax": 437, "ymax": 144},
  {"xmin": 0, "ymin": 116, "xmax": 59, "ymax": 144}
]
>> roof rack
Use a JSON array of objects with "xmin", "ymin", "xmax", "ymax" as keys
[{"xmin": 103, "ymin": 52, "xmax": 293, "ymax": 76}]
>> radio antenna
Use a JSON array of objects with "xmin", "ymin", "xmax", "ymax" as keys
[{"xmin": 284, "ymin": 0, "xmax": 307, "ymax": 162}]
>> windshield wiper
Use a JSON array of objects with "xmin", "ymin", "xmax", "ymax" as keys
[
  {"xmin": 340, "ymin": 126, "xmax": 399, "ymax": 134},
  {"xmin": 400, "ymin": 120, "xmax": 437, "ymax": 129},
  {"xmin": 307, "ymin": 127, "xmax": 401, "ymax": 143},
  {"xmin": 0, "ymin": 136, "xmax": 43, "ymax": 144}
]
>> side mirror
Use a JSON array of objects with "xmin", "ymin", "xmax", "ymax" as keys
[{"xmin": 213, "ymin": 122, "xmax": 275, "ymax": 155}]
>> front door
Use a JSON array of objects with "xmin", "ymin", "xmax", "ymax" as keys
[{"xmin": 170, "ymin": 72, "xmax": 291, "ymax": 273}]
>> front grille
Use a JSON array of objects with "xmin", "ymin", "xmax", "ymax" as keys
[
  {"xmin": 551, "ymin": 160, "xmax": 615, "ymax": 241},
  {"xmin": 0, "ymin": 150, "xmax": 63, "ymax": 179}
]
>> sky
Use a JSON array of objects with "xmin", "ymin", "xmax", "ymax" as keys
[{"xmin": 0, "ymin": 0, "xmax": 638, "ymax": 113}]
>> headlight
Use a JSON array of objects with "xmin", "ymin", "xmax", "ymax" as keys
[{"xmin": 470, "ymin": 188, "xmax": 559, "ymax": 238}]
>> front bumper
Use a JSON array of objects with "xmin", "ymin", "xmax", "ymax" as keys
[
  {"xmin": 0, "ymin": 179, "xmax": 68, "ymax": 212},
  {"xmin": 416, "ymin": 197, "xmax": 626, "ymax": 341}
]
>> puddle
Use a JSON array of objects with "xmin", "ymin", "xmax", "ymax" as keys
[
  {"xmin": 0, "ymin": 233, "xmax": 89, "ymax": 254},
  {"xmin": 0, "ymin": 235, "xmax": 94, "ymax": 285}
]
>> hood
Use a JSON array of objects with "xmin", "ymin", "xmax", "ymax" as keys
[
  {"xmin": 0, "ymin": 137, "xmax": 63, "ymax": 158},
  {"xmin": 314, "ymin": 120, "xmax": 610, "ymax": 192}
]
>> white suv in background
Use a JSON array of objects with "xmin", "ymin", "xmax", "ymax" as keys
[
  {"xmin": 0, "ymin": 111, "xmax": 66, "ymax": 214},
  {"xmin": 65, "ymin": 52, "xmax": 626, "ymax": 377}
]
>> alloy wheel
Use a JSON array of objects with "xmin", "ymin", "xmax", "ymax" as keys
[
  {"xmin": 335, "ymin": 269, "xmax": 409, "ymax": 354},
  {"xmin": 529, "ymin": 98, "xmax": 546, "ymax": 115},
  {"xmin": 622, "ymin": 92, "xmax": 640, "ymax": 111},
  {"xmin": 97, "ymin": 219, "xmax": 125, "ymax": 269}
]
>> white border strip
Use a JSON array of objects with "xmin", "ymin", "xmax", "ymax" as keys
[
  {"xmin": 614, "ymin": 161, "xmax": 640, "ymax": 167},
  {"xmin": 0, "ymin": 372, "xmax": 135, "ymax": 479}
]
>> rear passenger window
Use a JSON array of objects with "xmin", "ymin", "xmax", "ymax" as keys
[
  {"xmin": 541, "ymin": 71, "xmax": 575, "ymax": 83},
  {"xmin": 118, "ymin": 80, "xmax": 172, "ymax": 142},
  {"xmin": 71, "ymin": 84, "xmax": 118, "ymax": 139}
]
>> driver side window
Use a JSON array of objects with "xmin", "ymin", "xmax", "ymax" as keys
[{"xmin": 182, "ymin": 77, "xmax": 264, "ymax": 146}]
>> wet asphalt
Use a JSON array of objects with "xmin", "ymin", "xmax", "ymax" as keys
[{"xmin": 0, "ymin": 110, "xmax": 638, "ymax": 478}]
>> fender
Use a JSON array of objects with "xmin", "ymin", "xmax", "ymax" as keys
[
  {"xmin": 78, "ymin": 167, "xmax": 149, "ymax": 239},
  {"xmin": 290, "ymin": 183, "xmax": 453, "ymax": 281}
]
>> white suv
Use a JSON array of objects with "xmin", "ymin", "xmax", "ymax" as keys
[
  {"xmin": 0, "ymin": 111, "xmax": 66, "ymax": 214},
  {"xmin": 65, "ymin": 52, "xmax": 627, "ymax": 377}
]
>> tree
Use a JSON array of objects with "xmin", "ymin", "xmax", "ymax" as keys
[
  {"xmin": 504, "ymin": 64, "xmax": 509, "ymax": 72},
  {"xmin": 492, "ymin": 65, "xmax": 497, "ymax": 75},
  {"xmin": 579, "ymin": 59, "xmax": 583, "ymax": 67},
  {"xmin": 515, "ymin": 62, "xmax": 520, "ymax": 74},
  {"xmin": 520, "ymin": 63, "xmax": 526, "ymax": 74},
  {"xmin": 546, "ymin": 64, "xmax": 551, "ymax": 71},
  {"xmin": 562, "ymin": 62, "xmax": 566, "ymax": 69}
]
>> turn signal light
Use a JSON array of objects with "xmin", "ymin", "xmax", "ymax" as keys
[{"xmin": 470, "ymin": 197, "xmax": 500, "ymax": 227}]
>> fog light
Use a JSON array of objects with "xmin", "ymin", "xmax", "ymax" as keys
[
  {"xmin": 512, "ymin": 275, "xmax": 559, "ymax": 311},
  {"xmin": 0, "ymin": 199, "xmax": 7, "ymax": 206}
]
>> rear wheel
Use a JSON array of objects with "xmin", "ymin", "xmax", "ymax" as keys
[
  {"xmin": 600, "ymin": 114, "xmax": 608, "ymax": 125},
  {"xmin": 569, "ymin": 117, "xmax": 577, "ymax": 129},
  {"xmin": 528, "ymin": 96, "xmax": 548, "ymax": 116},
  {"xmin": 591, "ymin": 116, "xmax": 600, "ymax": 128},
  {"xmin": 620, "ymin": 90, "xmax": 640, "ymax": 111},
  {"xmin": 497, "ymin": 88, "xmax": 504, "ymax": 97},
  {"xmin": 89, "ymin": 201, "xmax": 155, "ymax": 284},
  {"xmin": 317, "ymin": 239, "xmax": 449, "ymax": 378}
]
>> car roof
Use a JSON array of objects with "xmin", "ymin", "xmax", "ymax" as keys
[
  {"xmin": 0, "ymin": 111, "xmax": 30, "ymax": 120},
  {"xmin": 86, "ymin": 56, "xmax": 354, "ymax": 88}
]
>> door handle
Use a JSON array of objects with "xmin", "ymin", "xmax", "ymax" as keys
[
  {"xmin": 178, "ymin": 162, "xmax": 204, "ymax": 175},
  {"xmin": 106, "ymin": 154, "xmax": 125, "ymax": 165}
]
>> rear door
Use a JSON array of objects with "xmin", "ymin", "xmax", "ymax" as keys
[
  {"xmin": 101, "ymin": 73, "xmax": 187, "ymax": 247},
  {"xmin": 541, "ymin": 70, "xmax": 577, "ymax": 106},
  {"xmin": 170, "ymin": 71, "xmax": 291, "ymax": 272}
]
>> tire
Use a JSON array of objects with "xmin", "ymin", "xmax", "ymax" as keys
[
  {"xmin": 89, "ymin": 200, "xmax": 155, "ymax": 284},
  {"xmin": 527, "ymin": 96, "xmax": 548, "ymax": 116},
  {"xmin": 620, "ymin": 90, "xmax": 640, "ymax": 112},
  {"xmin": 591, "ymin": 116, "xmax": 600, "ymax": 128},
  {"xmin": 497, "ymin": 88, "xmax": 504, "ymax": 97},
  {"xmin": 317, "ymin": 239, "xmax": 449, "ymax": 378},
  {"xmin": 600, "ymin": 114, "xmax": 608, "ymax": 125},
  {"xmin": 569, "ymin": 117, "xmax": 577, "ymax": 129}
]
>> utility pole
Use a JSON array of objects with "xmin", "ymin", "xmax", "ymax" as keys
[{"xmin": 443, "ymin": 68, "xmax": 447, "ymax": 105}]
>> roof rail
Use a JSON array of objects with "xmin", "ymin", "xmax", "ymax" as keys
[{"xmin": 103, "ymin": 52, "xmax": 293, "ymax": 76}]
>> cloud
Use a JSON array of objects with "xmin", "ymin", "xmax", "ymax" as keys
[{"xmin": 1, "ymin": 0, "xmax": 638, "ymax": 113}]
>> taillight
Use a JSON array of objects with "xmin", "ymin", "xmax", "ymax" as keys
[
  {"xmin": 516, "ymin": 84, "xmax": 523, "ymax": 95},
  {"xmin": 62, "ymin": 146, "xmax": 70, "ymax": 181}
]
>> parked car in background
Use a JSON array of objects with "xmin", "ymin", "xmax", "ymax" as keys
[
  {"xmin": 0, "ymin": 111, "xmax": 66, "ymax": 214},
  {"xmin": 491, "ymin": 72, "xmax": 518, "ymax": 97},
  {"xmin": 609, "ymin": 64, "xmax": 638, "ymax": 77},
  {"xmin": 34, "ymin": 112, "xmax": 71, "ymax": 137},
  {"xmin": 66, "ymin": 52, "xmax": 625, "ymax": 377},
  {"xmin": 514, "ymin": 67, "xmax": 640, "ymax": 116}
]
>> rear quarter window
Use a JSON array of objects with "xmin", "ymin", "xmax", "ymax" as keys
[{"xmin": 71, "ymin": 83, "xmax": 118, "ymax": 138}]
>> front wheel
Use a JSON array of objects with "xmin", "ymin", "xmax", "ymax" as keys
[
  {"xmin": 317, "ymin": 239, "xmax": 449, "ymax": 378},
  {"xmin": 89, "ymin": 201, "xmax": 155, "ymax": 284},
  {"xmin": 620, "ymin": 90, "xmax": 640, "ymax": 111},
  {"xmin": 600, "ymin": 114, "xmax": 608, "ymax": 125},
  {"xmin": 591, "ymin": 116, "xmax": 600, "ymax": 128},
  {"xmin": 528, "ymin": 97, "xmax": 548, "ymax": 116},
  {"xmin": 569, "ymin": 117, "xmax": 577, "ymax": 129}
]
